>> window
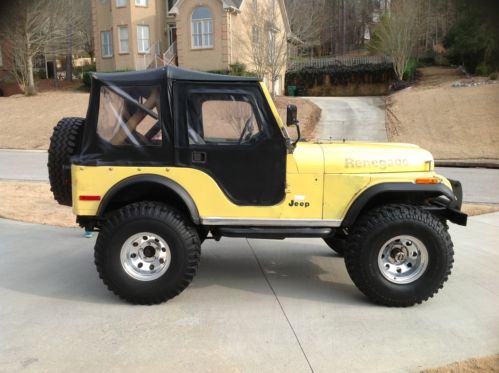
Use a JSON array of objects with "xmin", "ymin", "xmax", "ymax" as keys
[
  {"xmin": 101, "ymin": 31, "xmax": 113, "ymax": 57},
  {"xmin": 116, "ymin": 0, "xmax": 127, "ymax": 7},
  {"xmin": 252, "ymin": 25, "xmax": 260, "ymax": 44},
  {"xmin": 191, "ymin": 7, "xmax": 213, "ymax": 49},
  {"xmin": 118, "ymin": 26, "xmax": 129, "ymax": 53},
  {"xmin": 167, "ymin": 0, "xmax": 176, "ymax": 11},
  {"xmin": 137, "ymin": 25, "xmax": 150, "ymax": 53},
  {"xmin": 135, "ymin": 0, "xmax": 147, "ymax": 6},
  {"xmin": 187, "ymin": 94, "xmax": 262, "ymax": 145},
  {"xmin": 97, "ymin": 86, "xmax": 162, "ymax": 146}
]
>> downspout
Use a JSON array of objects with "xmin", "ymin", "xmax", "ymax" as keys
[{"xmin": 228, "ymin": 11, "xmax": 233, "ymax": 66}]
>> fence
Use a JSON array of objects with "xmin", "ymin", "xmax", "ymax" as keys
[{"xmin": 288, "ymin": 55, "xmax": 392, "ymax": 71}]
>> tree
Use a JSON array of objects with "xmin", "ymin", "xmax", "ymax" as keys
[
  {"xmin": 443, "ymin": 0, "xmax": 499, "ymax": 74},
  {"xmin": 284, "ymin": 0, "xmax": 326, "ymax": 55},
  {"xmin": 0, "ymin": 0, "xmax": 60, "ymax": 95},
  {"xmin": 369, "ymin": 0, "xmax": 419, "ymax": 80},
  {"xmin": 242, "ymin": 0, "xmax": 288, "ymax": 96}
]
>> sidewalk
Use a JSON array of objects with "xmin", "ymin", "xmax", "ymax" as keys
[{"xmin": 1, "ymin": 214, "xmax": 498, "ymax": 372}]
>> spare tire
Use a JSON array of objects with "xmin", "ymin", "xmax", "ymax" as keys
[{"xmin": 48, "ymin": 117, "xmax": 85, "ymax": 206}]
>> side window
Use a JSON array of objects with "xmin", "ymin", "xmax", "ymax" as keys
[
  {"xmin": 187, "ymin": 94, "xmax": 263, "ymax": 145},
  {"xmin": 97, "ymin": 85, "xmax": 162, "ymax": 146}
]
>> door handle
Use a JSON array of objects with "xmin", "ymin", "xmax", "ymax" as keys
[{"xmin": 192, "ymin": 151, "xmax": 207, "ymax": 164}]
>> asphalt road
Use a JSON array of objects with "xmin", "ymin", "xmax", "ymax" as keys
[
  {"xmin": 1, "ymin": 149, "xmax": 497, "ymax": 204},
  {"xmin": 1, "ymin": 214, "xmax": 498, "ymax": 372},
  {"xmin": 309, "ymin": 96, "xmax": 387, "ymax": 142}
]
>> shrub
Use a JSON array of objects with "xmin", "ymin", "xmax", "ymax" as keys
[
  {"xmin": 82, "ymin": 71, "xmax": 93, "ymax": 89},
  {"xmin": 490, "ymin": 72, "xmax": 498, "ymax": 80},
  {"xmin": 476, "ymin": 63, "xmax": 492, "ymax": 76},
  {"xmin": 403, "ymin": 58, "xmax": 418, "ymax": 80}
]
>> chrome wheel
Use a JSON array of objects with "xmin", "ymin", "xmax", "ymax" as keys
[
  {"xmin": 120, "ymin": 232, "xmax": 171, "ymax": 281},
  {"xmin": 378, "ymin": 235, "xmax": 428, "ymax": 284}
]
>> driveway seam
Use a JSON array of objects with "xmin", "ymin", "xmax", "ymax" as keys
[{"xmin": 246, "ymin": 239, "xmax": 314, "ymax": 373}]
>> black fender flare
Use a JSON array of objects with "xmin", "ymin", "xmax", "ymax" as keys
[
  {"xmin": 97, "ymin": 174, "xmax": 200, "ymax": 224},
  {"xmin": 341, "ymin": 182, "xmax": 458, "ymax": 227}
]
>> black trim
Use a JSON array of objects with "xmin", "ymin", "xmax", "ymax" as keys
[
  {"xmin": 97, "ymin": 174, "xmax": 200, "ymax": 224},
  {"xmin": 342, "ymin": 182, "xmax": 457, "ymax": 227},
  {"xmin": 448, "ymin": 179, "xmax": 463, "ymax": 209},
  {"xmin": 215, "ymin": 227, "xmax": 333, "ymax": 239}
]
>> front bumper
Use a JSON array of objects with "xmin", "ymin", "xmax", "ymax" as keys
[{"xmin": 427, "ymin": 179, "xmax": 467, "ymax": 226}]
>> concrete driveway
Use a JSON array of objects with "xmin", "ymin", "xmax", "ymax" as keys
[
  {"xmin": 1, "ymin": 215, "xmax": 498, "ymax": 372},
  {"xmin": 309, "ymin": 97, "xmax": 387, "ymax": 141}
]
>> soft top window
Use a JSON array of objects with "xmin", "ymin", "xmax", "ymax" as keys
[
  {"xmin": 97, "ymin": 85, "xmax": 162, "ymax": 147},
  {"xmin": 187, "ymin": 93, "xmax": 266, "ymax": 146}
]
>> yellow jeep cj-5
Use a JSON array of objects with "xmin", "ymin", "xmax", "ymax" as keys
[{"xmin": 48, "ymin": 66, "xmax": 467, "ymax": 306}]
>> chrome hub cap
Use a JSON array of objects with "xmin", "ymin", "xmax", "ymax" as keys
[
  {"xmin": 120, "ymin": 232, "xmax": 171, "ymax": 281},
  {"xmin": 378, "ymin": 235, "xmax": 428, "ymax": 284}
]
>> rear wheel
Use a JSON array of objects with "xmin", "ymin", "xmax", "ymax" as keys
[
  {"xmin": 345, "ymin": 204, "xmax": 454, "ymax": 307},
  {"xmin": 47, "ymin": 117, "xmax": 85, "ymax": 206},
  {"xmin": 94, "ymin": 202, "xmax": 201, "ymax": 304}
]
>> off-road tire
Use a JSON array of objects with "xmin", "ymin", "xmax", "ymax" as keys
[
  {"xmin": 323, "ymin": 237, "xmax": 346, "ymax": 256},
  {"xmin": 345, "ymin": 204, "xmax": 454, "ymax": 307},
  {"xmin": 94, "ymin": 202, "xmax": 201, "ymax": 305},
  {"xmin": 47, "ymin": 117, "xmax": 85, "ymax": 206}
]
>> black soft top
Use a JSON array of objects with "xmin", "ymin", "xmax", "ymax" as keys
[{"xmin": 93, "ymin": 65, "xmax": 260, "ymax": 85}]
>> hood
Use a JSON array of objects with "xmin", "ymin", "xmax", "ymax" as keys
[{"xmin": 319, "ymin": 142, "xmax": 434, "ymax": 174}]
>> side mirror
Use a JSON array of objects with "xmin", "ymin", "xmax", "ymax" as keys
[
  {"xmin": 286, "ymin": 104, "xmax": 301, "ymax": 146},
  {"xmin": 286, "ymin": 104, "xmax": 299, "ymax": 126}
]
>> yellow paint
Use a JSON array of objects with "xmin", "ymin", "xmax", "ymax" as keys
[
  {"xmin": 260, "ymin": 82, "xmax": 284, "ymax": 129},
  {"xmin": 72, "ymin": 141, "xmax": 454, "ymax": 222}
]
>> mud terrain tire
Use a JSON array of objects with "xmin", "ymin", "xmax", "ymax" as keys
[
  {"xmin": 48, "ymin": 117, "xmax": 85, "ymax": 206},
  {"xmin": 95, "ymin": 202, "xmax": 201, "ymax": 305},
  {"xmin": 345, "ymin": 204, "xmax": 454, "ymax": 307}
]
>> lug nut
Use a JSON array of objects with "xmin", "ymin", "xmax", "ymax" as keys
[
  {"xmin": 159, "ymin": 258, "xmax": 164, "ymax": 264},
  {"xmin": 133, "ymin": 242, "xmax": 138, "ymax": 247},
  {"xmin": 138, "ymin": 262, "xmax": 143, "ymax": 268},
  {"xmin": 131, "ymin": 253, "xmax": 137, "ymax": 258},
  {"xmin": 161, "ymin": 247, "xmax": 166, "ymax": 252},
  {"xmin": 149, "ymin": 264, "xmax": 155, "ymax": 270}
]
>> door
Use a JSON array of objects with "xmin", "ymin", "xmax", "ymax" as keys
[{"xmin": 174, "ymin": 83, "xmax": 287, "ymax": 206}]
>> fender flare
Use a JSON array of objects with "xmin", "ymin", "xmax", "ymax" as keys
[
  {"xmin": 341, "ymin": 182, "xmax": 457, "ymax": 227},
  {"xmin": 97, "ymin": 174, "xmax": 200, "ymax": 224}
]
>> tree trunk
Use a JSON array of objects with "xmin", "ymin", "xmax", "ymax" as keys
[
  {"xmin": 26, "ymin": 56, "xmax": 36, "ymax": 95},
  {"xmin": 65, "ymin": 23, "xmax": 73, "ymax": 81}
]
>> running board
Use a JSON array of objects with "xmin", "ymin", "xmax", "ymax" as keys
[{"xmin": 215, "ymin": 227, "xmax": 333, "ymax": 240}]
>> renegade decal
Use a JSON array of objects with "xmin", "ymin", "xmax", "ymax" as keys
[{"xmin": 345, "ymin": 158, "xmax": 409, "ymax": 169}]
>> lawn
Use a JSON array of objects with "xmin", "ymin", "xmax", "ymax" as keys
[
  {"xmin": 386, "ymin": 67, "xmax": 499, "ymax": 160},
  {"xmin": 0, "ymin": 90, "xmax": 320, "ymax": 150}
]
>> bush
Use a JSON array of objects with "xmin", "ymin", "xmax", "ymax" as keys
[
  {"xmin": 490, "ymin": 72, "xmax": 498, "ymax": 80},
  {"xmin": 476, "ymin": 63, "xmax": 492, "ymax": 76},
  {"xmin": 81, "ymin": 63, "xmax": 96, "ymax": 73},
  {"xmin": 403, "ymin": 58, "xmax": 418, "ymax": 80},
  {"xmin": 82, "ymin": 71, "xmax": 93, "ymax": 89},
  {"xmin": 207, "ymin": 62, "xmax": 257, "ymax": 77}
]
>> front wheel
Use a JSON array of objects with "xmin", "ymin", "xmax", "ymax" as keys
[
  {"xmin": 94, "ymin": 202, "xmax": 201, "ymax": 304},
  {"xmin": 345, "ymin": 204, "xmax": 454, "ymax": 307}
]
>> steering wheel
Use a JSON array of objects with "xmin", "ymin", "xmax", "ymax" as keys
[{"xmin": 238, "ymin": 116, "xmax": 254, "ymax": 144}]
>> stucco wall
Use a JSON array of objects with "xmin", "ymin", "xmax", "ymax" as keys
[
  {"xmin": 229, "ymin": 0, "xmax": 287, "ymax": 94},
  {"xmin": 93, "ymin": 0, "xmax": 168, "ymax": 72},
  {"xmin": 175, "ymin": 0, "xmax": 227, "ymax": 71}
]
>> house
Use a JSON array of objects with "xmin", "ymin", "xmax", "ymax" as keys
[{"xmin": 92, "ymin": 0, "xmax": 292, "ymax": 94}]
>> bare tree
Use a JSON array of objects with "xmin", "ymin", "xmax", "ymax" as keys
[
  {"xmin": 369, "ymin": 0, "xmax": 419, "ymax": 80},
  {"xmin": 51, "ymin": 0, "xmax": 93, "ymax": 81},
  {"xmin": 0, "ymin": 0, "xmax": 60, "ymax": 95},
  {"xmin": 242, "ymin": 0, "xmax": 288, "ymax": 96},
  {"xmin": 285, "ymin": 0, "xmax": 326, "ymax": 55}
]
